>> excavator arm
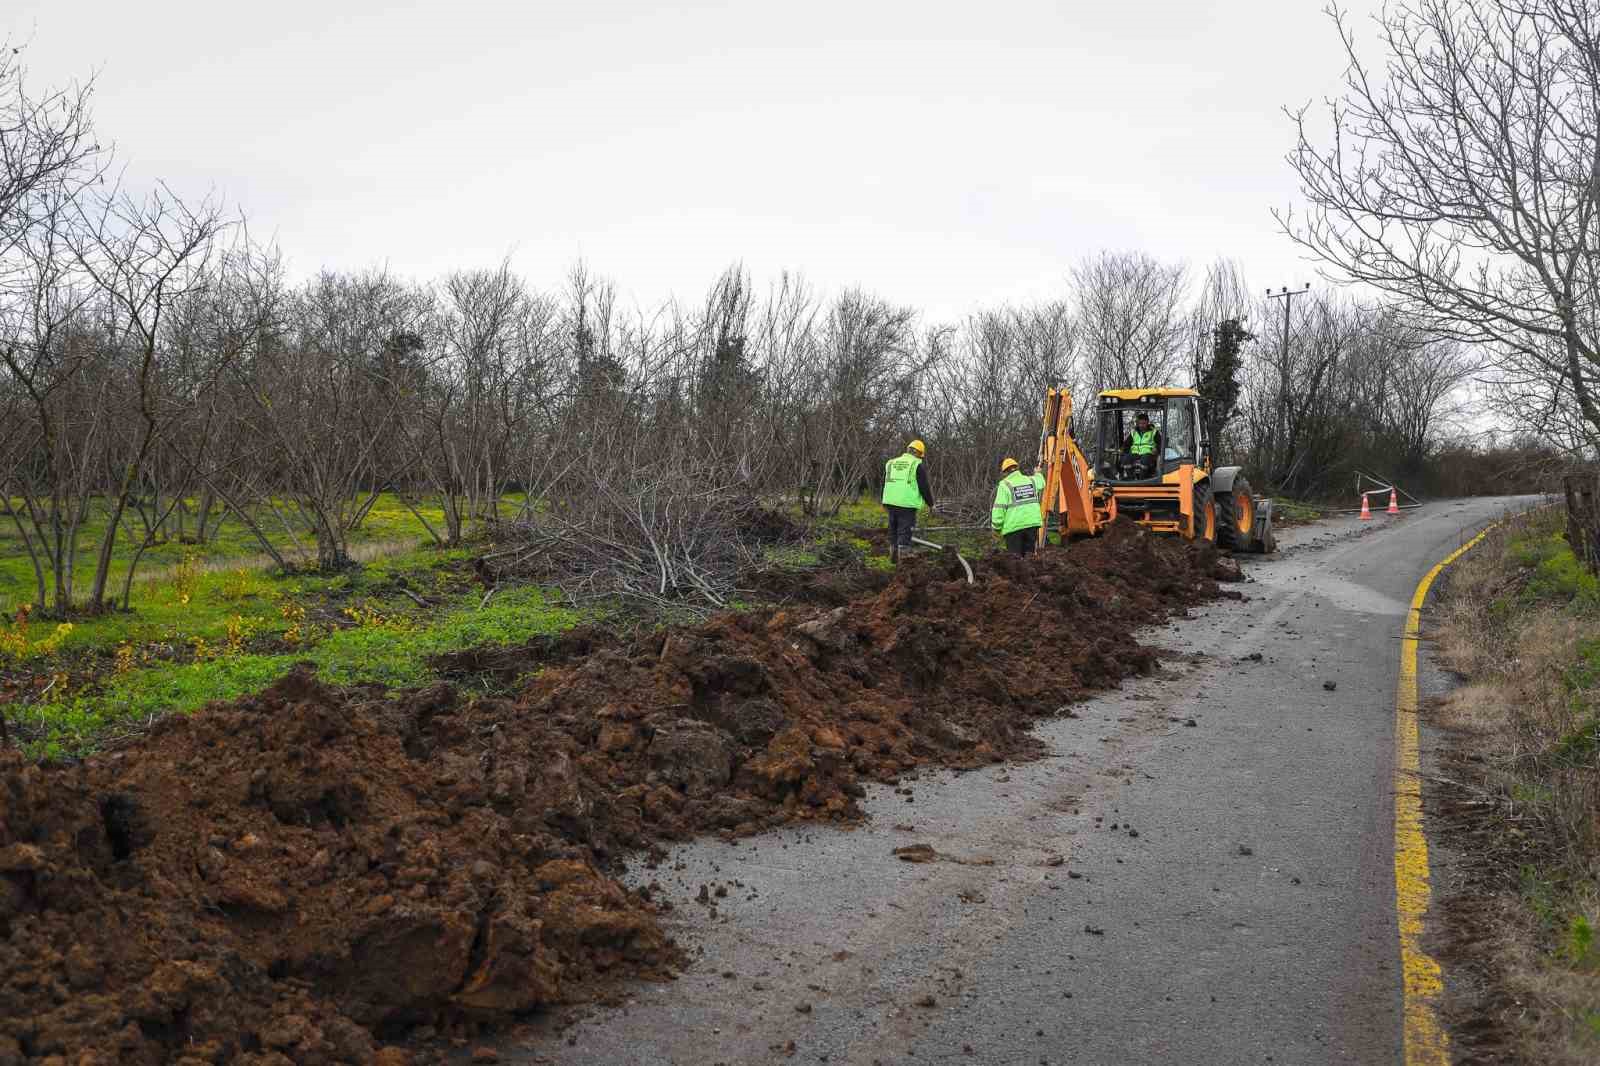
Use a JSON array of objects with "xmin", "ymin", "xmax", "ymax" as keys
[{"xmin": 1037, "ymin": 387, "xmax": 1114, "ymax": 542}]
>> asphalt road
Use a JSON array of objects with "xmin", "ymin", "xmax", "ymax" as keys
[{"xmin": 499, "ymin": 496, "xmax": 1543, "ymax": 1066}]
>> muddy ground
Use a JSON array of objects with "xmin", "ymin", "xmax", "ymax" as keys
[{"xmin": 0, "ymin": 523, "xmax": 1238, "ymax": 1065}]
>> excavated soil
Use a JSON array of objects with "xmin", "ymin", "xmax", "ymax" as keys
[{"xmin": 0, "ymin": 523, "xmax": 1238, "ymax": 1065}]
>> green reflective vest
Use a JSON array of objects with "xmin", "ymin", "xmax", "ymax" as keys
[
  {"xmin": 992, "ymin": 471, "xmax": 1043, "ymax": 535},
  {"xmin": 1130, "ymin": 427, "xmax": 1157, "ymax": 455},
  {"xmin": 882, "ymin": 453, "xmax": 925, "ymax": 509}
]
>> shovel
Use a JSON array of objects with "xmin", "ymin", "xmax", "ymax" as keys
[{"xmin": 910, "ymin": 536, "xmax": 974, "ymax": 585}]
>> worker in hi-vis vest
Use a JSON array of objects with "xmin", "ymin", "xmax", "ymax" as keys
[
  {"xmin": 881, "ymin": 439, "xmax": 933, "ymax": 564},
  {"xmin": 992, "ymin": 457, "xmax": 1043, "ymax": 557},
  {"xmin": 1121, "ymin": 411, "xmax": 1162, "ymax": 478}
]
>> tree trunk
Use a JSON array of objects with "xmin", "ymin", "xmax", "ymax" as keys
[
  {"xmin": 2, "ymin": 499, "xmax": 48, "ymax": 613},
  {"xmin": 90, "ymin": 450, "xmax": 149, "ymax": 610},
  {"xmin": 195, "ymin": 489, "xmax": 216, "ymax": 544},
  {"xmin": 398, "ymin": 494, "xmax": 448, "ymax": 548}
]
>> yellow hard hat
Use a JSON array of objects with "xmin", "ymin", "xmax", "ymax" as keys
[
  {"xmin": 1000, "ymin": 457, "xmax": 1019, "ymax": 473},
  {"xmin": 907, "ymin": 439, "xmax": 926, "ymax": 456}
]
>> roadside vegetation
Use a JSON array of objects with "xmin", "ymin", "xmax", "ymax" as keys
[{"xmin": 1434, "ymin": 506, "xmax": 1600, "ymax": 1064}]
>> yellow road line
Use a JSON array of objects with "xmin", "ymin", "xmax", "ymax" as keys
[{"xmin": 1395, "ymin": 525, "xmax": 1493, "ymax": 1065}]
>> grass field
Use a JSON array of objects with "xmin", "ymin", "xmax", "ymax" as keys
[
  {"xmin": 0, "ymin": 493, "xmax": 456, "ymax": 612},
  {"xmin": 16, "ymin": 570, "xmax": 577, "ymax": 756},
  {"xmin": 0, "ymin": 494, "xmax": 583, "ymax": 757}
]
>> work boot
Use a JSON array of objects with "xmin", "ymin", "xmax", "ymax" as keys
[{"xmin": 889, "ymin": 544, "xmax": 899, "ymax": 565}]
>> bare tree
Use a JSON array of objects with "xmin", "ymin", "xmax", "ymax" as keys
[
  {"xmin": 1072, "ymin": 251, "xmax": 1190, "ymax": 392},
  {"xmin": 914, "ymin": 302, "xmax": 1079, "ymax": 507},
  {"xmin": 0, "ymin": 48, "xmax": 105, "ymax": 614},
  {"xmin": 751, "ymin": 271, "xmax": 823, "ymax": 499},
  {"xmin": 0, "ymin": 45, "xmax": 101, "ymax": 265},
  {"xmin": 0, "ymin": 191, "xmax": 101, "ymax": 613},
  {"xmin": 1240, "ymin": 292, "xmax": 1369, "ymax": 493},
  {"xmin": 1361, "ymin": 315, "xmax": 1478, "ymax": 472},
  {"xmin": 395, "ymin": 261, "xmax": 550, "ymax": 545},
  {"xmin": 69, "ymin": 183, "xmax": 229, "ymax": 608},
  {"xmin": 796, "ymin": 289, "xmax": 923, "ymax": 516},
  {"xmin": 214, "ymin": 267, "xmax": 424, "ymax": 570},
  {"xmin": 1284, "ymin": 0, "xmax": 1600, "ymax": 450}
]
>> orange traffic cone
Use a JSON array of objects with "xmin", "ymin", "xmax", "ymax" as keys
[
  {"xmin": 1387, "ymin": 488, "xmax": 1399, "ymax": 515},
  {"xmin": 1359, "ymin": 494, "xmax": 1372, "ymax": 520}
]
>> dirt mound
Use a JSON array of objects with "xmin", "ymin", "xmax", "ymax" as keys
[
  {"xmin": 0, "ymin": 522, "xmax": 1234, "ymax": 1064},
  {"xmin": 0, "ymin": 668, "xmax": 676, "ymax": 1065},
  {"xmin": 740, "ymin": 542, "xmax": 890, "ymax": 607},
  {"xmin": 429, "ymin": 625, "xmax": 619, "ymax": 687},
  {"xmin": 522, "ymin": 524, "xmax": 1234, "ymax": 852},
  {"xmin": 736, "ymin": 505, "xmax": 806, "ymax": 544}
]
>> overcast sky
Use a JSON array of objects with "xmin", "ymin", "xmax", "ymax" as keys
[{"xmin": 6, "ymin": 0, "xmax": 1379, "ymax": 321}]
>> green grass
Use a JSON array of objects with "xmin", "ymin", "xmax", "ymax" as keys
[
  {"xmin": 20, "ymin": 583, "xmax": 577, "ymax": 757},
  {"xmin": 1442, "ymin": 507, "xmax": 1600, "ymax": 1063},
  {"xmin": 0, "ymin": 492, "xmax": 579, "ymax": 757},
  {"xmin": 1564, "ymin": 638, "xmax": 1600, "ymax": 693},
  {"xmin": 1, "ymin": 491, "xmax": 926, "ymax": 756},
  {"xmin": 1508, "ymin": 529, "xmax": 1600, "ymax": 605},
  {"xmin": 0, "ymin": 492, "xmax": 455, "ymax": 615},
  {"xmin": 1270, "ymin": 497, "xmax": 1326, "ymax": 523},
  {"xmin": 1552, "ymin": 715, "xmax": 1600, "ymax": 764},
  {"xmin": 0, "ymin": 546, "xmax": 472, "ymax": 668},
  {"xmin": 819, "ymin": 497, "xmax": 893, "ymax": 529},
  {"xmin": 1522, "ymin": 863, "xmax": 1563, "ymax": 931},
  {"xmin": 1566, "ymin": 915, "xmax": 1597, "ymax": 969},
  {"xmin": 0, "ymin": 495, "xmax": 486, "ymax": 661}
]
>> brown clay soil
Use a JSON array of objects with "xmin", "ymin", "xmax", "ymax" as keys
[{"xmin": 0, "ymin": 522, "xmax": 1239, "ymax": 1065}]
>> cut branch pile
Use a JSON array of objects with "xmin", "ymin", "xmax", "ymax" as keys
[{"xmin": 486, "ymin": 455, "xmax": 798, "ymax": 614}]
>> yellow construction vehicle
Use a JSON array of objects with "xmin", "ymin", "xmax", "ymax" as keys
[{"xmin": 1036, "ymin": 386, "xmax": 1275, "ymax": 552}]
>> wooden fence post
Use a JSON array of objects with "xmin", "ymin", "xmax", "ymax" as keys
[{"xmin": 1565, "ymin": 474, "xmax": 1600, "ymax": 573}]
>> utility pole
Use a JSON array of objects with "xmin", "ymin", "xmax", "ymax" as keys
[
  {"xmin": 1266, "ymin": 284, "xmax": 1311, "ymax": 365},
  {"xmin": 1266, "ymin": 284, "xmax": 1310, "ymax": 492}
]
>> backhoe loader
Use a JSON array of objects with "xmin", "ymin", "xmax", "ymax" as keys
[{"xmin": 1036, "ymin": 386, "xmax": 1275, "ymax": 552}]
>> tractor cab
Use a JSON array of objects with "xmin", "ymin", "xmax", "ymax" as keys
[{"xmin": 1093, "ymin": 390, "xmax": 1205, "ymax": 485}]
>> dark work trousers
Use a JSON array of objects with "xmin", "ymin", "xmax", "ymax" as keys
[
  {"xmin": 885, "ymin": 505, "xmax": 918, "ymax": 551},
  {"xmin": 1004, "ymin": 529, "xmax": 1038, "ymax": 557}
]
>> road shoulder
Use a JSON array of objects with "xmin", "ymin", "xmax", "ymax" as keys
[{"xmin": 1418, "ymin": 502, "xmax": 1598, "ymax": 1066}]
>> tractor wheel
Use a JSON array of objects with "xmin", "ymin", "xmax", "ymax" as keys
[
  {"xmin": 1216, "ymin": 475, "xmax": 1256, "ymax": 551},
  {"xmin": 1194, "ymin": 485, "xmax": 1218, "ymax": 544}
]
